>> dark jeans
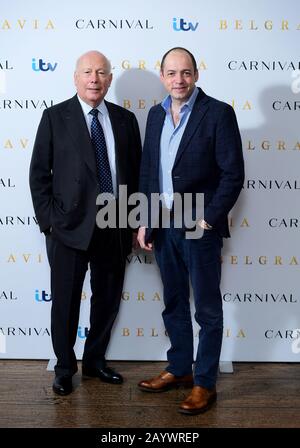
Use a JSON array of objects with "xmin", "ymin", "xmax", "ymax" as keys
[{"xmin": 154, "ymin": 226, "xmax": 223, "ymax": 388}]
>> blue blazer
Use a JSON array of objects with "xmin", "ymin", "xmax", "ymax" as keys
[{"xmin": 139, "ymin": 88, "xmax": 244, "ymax": 241}]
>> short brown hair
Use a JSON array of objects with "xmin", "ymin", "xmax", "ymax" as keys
[{"xmin": 160, "ymin": 47, "xmax": 197, "ymax": 73}]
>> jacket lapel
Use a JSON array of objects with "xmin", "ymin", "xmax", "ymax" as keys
[
  {"xmin": 151, "ymin": 106, "xmax": 166, "ymax": 177},
  {"xmin": 173, "ymin": 88, "xmax": 210, "ymax": 168},
  {"xmin": 63, "ymin": 95, "xmax": 98, "ymax": 179},
  {"xmin": 105, "ymin": 101, "xmax": 128, "ymax": 186}
]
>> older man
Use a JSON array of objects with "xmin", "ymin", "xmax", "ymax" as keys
[{"xmin": 30, "ymin": 51, "xmax": 141, "ymax": 395}]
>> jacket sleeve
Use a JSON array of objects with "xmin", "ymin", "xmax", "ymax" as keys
[
  {"xmin": 204, "ymin": 105, "xmax": 245, "ymax": 227},
  {"xmin": 29, "ymin": 109, "xmax": 53, "ymax": 233}
]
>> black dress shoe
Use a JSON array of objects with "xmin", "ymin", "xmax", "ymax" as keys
[
  {"xmin": 52, "ymin": 375, "xmax": 73, "ymax": 395},
  {"xmin": 82, "ymin": 366, "xmax": 123, "ymax": 384}
]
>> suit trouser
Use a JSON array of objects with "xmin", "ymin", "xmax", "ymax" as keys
[
  {"xmin": 46, "ymin": 227, "xmax": 125, "ymax": 377},
  {"xmin": 154, "ymin": 226, "xmax": 223, "ymax": 389}
]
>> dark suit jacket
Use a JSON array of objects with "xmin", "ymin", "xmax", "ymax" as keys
[
  {"xmin": 30, "ymin": 95, "xmax": 141, "ymax": 253},
  {"xmin": 139, "ymin": 87, "xmax": 244, "ymax": 241}
]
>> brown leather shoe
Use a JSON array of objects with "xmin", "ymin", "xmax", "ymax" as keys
[
  {"xmin": 138, "ymin": 371, "xmax": 193, "ymax": 392},
  {"xmin": 179, "ymin": 385, "xmax": 217, "ymax": 414}
]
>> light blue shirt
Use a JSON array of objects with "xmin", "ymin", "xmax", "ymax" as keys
[
  {"xmin": 77, "ymin": 95, "xmax": 117, "ymax": 196},
  {"xmin": 159, "ymin": 87, "xmax": 198, "ymax": 208}
]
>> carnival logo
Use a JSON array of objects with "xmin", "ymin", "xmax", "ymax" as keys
[
  {"xmin": 75, "ymin": 18, "xmax": 153, "ymax": 30},
  {"xmin": 0, "ymin": 60, "xmax": 13, "ymax": 70},
  {"xmin": 0, "ymin": 99, "xmax": 54, "ymax": 110},
  {"xmin": 0, "ymin": 291, "xmax": 17, "ymax": 301},
  {"xmin": 228, "ymin": 60, "xmax": 300, "ymax": 71}
]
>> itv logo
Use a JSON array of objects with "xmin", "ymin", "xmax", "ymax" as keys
[
  {"xmin": 77, "ymin": 326, "xmax": 89, "ymax": 339},
  {"xmin": 32, "ymin": 58, "xmax": 58, "ymax": 72},
  {"xmin": 35, "ymin": 289, "xmax": 51, "ymax": 302},
  {"xmin": 172, "ymin": 18, "xmax": 199, "ymax": 31}
]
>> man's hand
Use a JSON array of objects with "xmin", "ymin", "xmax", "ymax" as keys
[
  {"xmin": 137, "ymin": 226, "xmax": 153, "ymax": 251},
  {"xmin": 198, "ymin": 219, "xmax": 213, "ymax": 230}
]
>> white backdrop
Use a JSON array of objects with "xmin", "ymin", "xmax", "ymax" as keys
[{"xmin": 1, "ymin": 0, "xmax": 300, "ymax": 362}]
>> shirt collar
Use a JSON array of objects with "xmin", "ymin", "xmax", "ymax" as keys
[
  {"xmin": 77, "ymin": 94, "xmax": 108, "ymax": 117},
  {"xmin": 161, "ymin": 87, "xmax": 199, "ymax": 113}
]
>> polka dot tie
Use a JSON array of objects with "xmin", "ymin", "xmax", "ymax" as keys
[{"xmin": 89, "ymin": 108, "xmax": 113, "ymax": 194}]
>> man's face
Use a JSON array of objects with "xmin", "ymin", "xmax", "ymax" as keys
[
  {"xmin": 160, "ymin": 50, "xmax": 198, "ymax": 103},
  {"xmin": 74, "ymin": 52, "xmax": 112, "ymax": 107}
]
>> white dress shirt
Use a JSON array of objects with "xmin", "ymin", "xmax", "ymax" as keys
[{"xmin": 77, "ymin": 95, "xmax": 117, "ymax": 196}]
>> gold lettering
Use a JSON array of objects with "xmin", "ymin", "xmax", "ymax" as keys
[
  {"xmin": 46, "ymin": 20, "xmax": 54, "ymax": 29},
  {"xmin": 4, "ymin": 140, "xmax": 13, "ymax": 149},
  {"xmin": 122, "ymin": 291, "xmax": 129, "ymax": 301},
  {"xmin": 137, "ymin": 328, "xmax": 144, "ymax": 336},
  {"xmin": 137, "ymin": 292, "xmax": 145, "ymax": 301},
  {"xmin": 81, "ymin": 291, "xmax": 87, "ymax": 300},
  {"xmin": 2, "ymin": 20, "xmax": 11, "ymax": 30},
  {"xmin": 225, "ymin": 328, "xmax": 231, "ymax": 337},
  {"xmin": 235, "ymin": 20, "xmax": 242, "ymax": 30},
  {"xmin": 198, "ymin": 61, "xmax": 207, "ymax": 70},
  {"xmin": 122, "ymin": 60, "xmax": 130, "ymax": 70},
  {"xmin": 294, "ymin": 142, "xmax": 300, "ymax": 150},
  {"xmin": 237, "ymin": 329, "xmax": 246, "ymax": 338},
  {"xmin": 247, "ymin": 140, "xmax": 255, "ymax": 150},
  {"xmin": 138, "ymin": 99, "xmax": 146, "ymax": 109},
  {"xmin": 151, "ymin": 328, "xmax": 158, "ymax": 337},
  {"xmin": 245, "ymin": 256, "xmax": 252, "ymax": 265},
  {"xmin": 250, "ymin": 20, "xmax": 258, "ymax": 30},
  {"xmin": 274, "ymin": 256, "xmax": 282, "ymax": 265},
  {"xmin": 259, "ymin": 256, "xmax": 267, "ymax": 265},
  {"xmin": 23, "ymin": 254, "xmax": 31, "ymax": 263},
  {"xmin": 277, "ymin": 141, "xmax": 286, "ymax": 150},
  {"xmin": 33, "ymin": 19, "xmax": 38, "ymax": 29},
  {"xmin": 241, "ymin": 218, "xmax": 249, "ymax": 227},
  {"xmin": 262, "ymin": 140, "xmax": 270, "ymax": 150},
  {"xmin": 230, "ymin": 256, "xmax": 238, "ymax": 265},
  {"xmin": 138, "ymin": 60, "xmax": 146, "ymax": 70},
  {"xmin": 219, "ymin": 20, "xmax": 227, "ymax": 30},
  {"xmin": 37, "ymin": 254, "xmax": 42, "ymax": 263},
  {"xmin": 265, "ymin": 20, "xmax": 273, "ymax": 30},
  {"xmin": 281, "ymin": 20, "xmax": 289, "ymax": 30},
  {"xmin": 153, "ymin": 292, "xmax": 161, "ymax": 301},
  {"xmin": 17, "ymin": 19, "xmax": 26, "ymax": 29},
  {"xmin": 243, "ymin": 101, "xmax": 252, "ymax": 110},
  {"xmin": 20, "ymin": 139, "xmax": 28, "ymax": 148},
  {"xmin": 154, "ymin": 60, "xmax": 161, "ymax": 71},
  {"xmin": 123, "ymin": 99, "xmax": 131, "ymax": 109},
  {"xmin": 122, "ymin": 328, "xmax": 130, "ymax": 336},
  {"xmin": 290, "ymin": 256, "xmax": 298, "ymax": 265},
  {"xmin": 7, "ymin": 254, "xmax": 16, "ymax": 262}
]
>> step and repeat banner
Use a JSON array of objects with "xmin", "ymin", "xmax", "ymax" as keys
[{"xmin": 1, "ymin": 0, "xmax": 300, "ymax": 362}]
